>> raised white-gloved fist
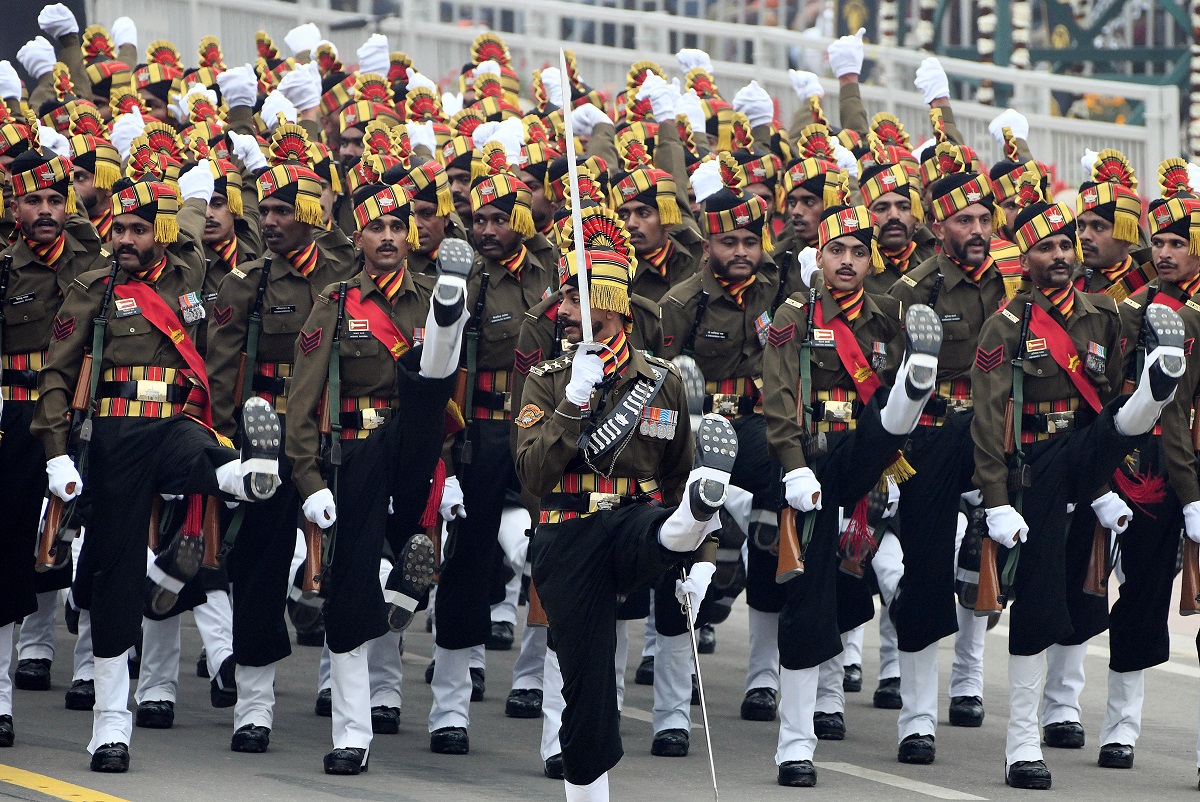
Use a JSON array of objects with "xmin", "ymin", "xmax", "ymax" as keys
[
  {"xmin": 913, "ymin": 56, "xmax": 950, "ymax": 104},
  {"xmin": 17, "ymin": 36, "xmax": 56, "ymax": 80},
  {"xmin": 690, "ymin": 158, "xmax": 723, "ymax": 203},
  {"xmin": 303, "ymin": 488, "xmax": 337, "ymax": 529},
  {"xmin": 831, "ymin": 139, "xmax": 858, "ymax": 177},
  {"xmin": 38, "ymin": 126, "xmax": 70, "ymax": 156},
  {"xmin": 827, "ymin": 27, "xmax": 865, "ymax": 78},
  {"xmin": 441, "ymin": 92, "xmax": 463, "ymax": 116},
  {"xmin": 38, "ymin": 3, "xmax": 78, "ymax": 39},
  {"xmin": 676, "ymin": 48, "xmax": 714, "ymax": 74},
  {"xmin": 961, "ymin": 488, "xmax": 984, "ymax": 506},
  {"xmin": 985, "ymin": 504, "xmax": 1028, "ymax": 547},
  {"xmin": 171, "ymin": 83, "xmax": 216, "ymax": 125},
  {"xmin": 798, "ymin": 246, "xmax": 819, "ymax": 288},
  {"xmin": 356, "ymin": 33, "xmax": 390, "ymax": 76},
  {"xmin": 733, "ymin": 80, "xmax": 774, "ymax": 129},
  {"xmin": 404, "ymin": 68, "xmax": 438, "ymax": 93},
  {"xmin": 0, "ymin": 61, "xmax": 20, "ymax": 100},
  {"xmin": 284, "ymin": 22, "xmax": 322, "ymax": 56},
  {"xmin": 227, "ymin": 130, "xmax": 268, "ymax": 172},
  {"xmin": 882, "ymin": 475, "xmax": 900, "ymax": 518},
  {"xmin": 405, "ymin": 120, "xmax": 437, "ymax": 154},
  {"xmin": 539, "ymin": 67, "xmax": 564, "ymax": 108},
  {"xmin": 216, "ymin": 64, "xmax": 258, "ymax": 109},
  {"xmin": 568, "ymin": 102, "xmax": 612, "ymax": 136},
  {"xmin": 788, "ymin": 69, "xmax": 824, "ymax": 102},
  {"xmin": 471, "ymin": 121, "xmax": 500, "ymax": 149},
  {"xmin": 784, "ymin": 466, "xmax": 822, "ymax": 512},
  {"xmin": 474, "ymin": 59, "xmax": 501, "ymax": 77},
  {"xmin": 277, "ymin": 61, "xmax": 322, "ymax": 112},
  {"xmin": 261, "ymin": 90, "xmax": 298, "ymax": 130},
  {"xmin": 636, "ymin": 73, "xmax": 680, "ymax": 123},
  {"xmin": 1080, "ymin": 148, "xmax": 1100, "ymax": 175},
  {"xmin": 675, "ymin": 89, "xmax": 706, "ymax": 134},
  {"xmin": 565, "ymin": 348, "xmax": 605, "ymax": 407},
  {"xmin": 109, "ymin": 107, "xmax": 145, "ymax": 160},
  {"xmin": 988, "ymin": 108, "xmax": 1029, "ymax": 143},
  {"xmin": 439, "ymin": 475, "xmax": 467, "ymax": 521},
  {"xmin": 491, "ymin": 116, "xmax": 525, "ymax": 163},
  {"xmin": 110, "ymin": 16, "xmax": 137, "ymax": 48},
  {"xmin": 1185, "ymin": 501, "xmax": 1200, "ymax": 543},
  {"xmin": 177, "ymin": 163, "xmax": 216, "ymax": 203},
  {"xmin": 1091, "ymin": 490, "xmax": 1132, "ymax": 535},
  {"xmin": 46, "ymin": 455, "xmax": 82, "ymax": 502},
  {"xmin": 676, "ymin": 560, "xmax": 717, "ymax": 615}
]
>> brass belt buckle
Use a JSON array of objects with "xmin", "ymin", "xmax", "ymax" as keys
[
  {"xmin": 361, "ymin": 408, "xmax": 387, "ymax": 430},
  {"xmin": 1046, "ymin": 411, "xmax": 1073, "ymax": 433},
  {"xmin": 946, "ymin": 396, "xmax": 973, "ymax": 413},
  {"xmin": 588, "ymin": 493, "xmax": 621, "ymax": 512},
  {"xmin": 502, "ymin": 392, "xmax": 512, "ymax": 413},
  {"xmin": 710, "ymin": 393, "xmax": 739, "ymax": 416},
  {"xmin": 821, "ymin": 400, "xmax": 853, "ymax": 422},
  {"xmin": 136, "ymin": 379, "xmax": 169, "ymax": 402}
]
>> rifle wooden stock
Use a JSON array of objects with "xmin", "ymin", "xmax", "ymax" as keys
[
  {"xmin": 1182, "ymin": 539, "xmax": 1200, "ymax": 616},
  {"xmin": 1192, "ymin": 399, "xmax": 1200, "ymax": 452},
  {"xmin": 234, "ymin": 352, "xmax": 247, "ymax": 408},
  {"xmin": 839, "ymin": 556, "xmax": 864, "ymax": 578},
  {"xmin": 201, "ymin": 497, "xmax": 221, "ymax": 569},
  {"xmin": 318, "ymin": 386, "xmax": 332, "ymax": 436},
  {"xmin": 1082, "ymin": 522, "xmax": 1110, "ymax": 597},
  {"xmin": 71, "ymin": 354, "xmax": 93, "ymax": 412},
  {"xmin": 302, "ymin": 521, "xmax": 322, "ymax": 597},
  {"xmin": 1002, "ymin": 398, "xmax": 1015, "ymax": 455},
  {"xmin": 453, "ymin": 366, "xmax": 468, "ymax": 414},
  {"xmin": 776, "ymin": 507, "xmax": 804, "ymax": 583},
  {"xmin": 148, "ymin": 496, "xmax": 161, "ymax": 553},
  {"xmin": 975, "ymin": 538, "xmax": 1003, "ymax": 616},
  {"xmin": 35, "ymin": 496, "xmax": 65, "ymax": 572},
  {"xmin": 526, "ymin": 578, "xmax": 548, "ymax": 627}
]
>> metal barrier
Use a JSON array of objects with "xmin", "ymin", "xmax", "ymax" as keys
[{"xmin": 89, "ymin": 0, "xmax": 1179, "ymax": 194}]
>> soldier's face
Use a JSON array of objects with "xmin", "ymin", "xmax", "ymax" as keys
[
  {"xmin": 412, "ymin": 198, "xmax": 448, "ymax": 255},
  {"xmin": 996, "ymin": 196, "xmax": 1020, "ymax": 240},
  {"xmin": 112, "ymin": 214, "xmax": 165, "ymax": 270},
  {"xmin": 91, "ymin": 95, "xmax": 113, "ymax": 122},
  {"xmin": 618, "ymin": 200, "xmax": 667, "ymax": 257},
  {"xmin": 1077, "ymin": 210, "xmax": 1129, "ymax": 270},
  {"xmin": 868, "ymin": 192, "xmax": 918, "ymax": 252},
  {"xmin": 933, "ymin": 204, "xmax": 992, "ymax": 267},
  {"xmin": 706, "ymin": 229, "xmax": 763, "ymax": 282},
  {"xmin": 1152, "ymin": 232, "xmax": 1200, "ymax": 285},
  {"xmin": 516, "ymin": 168, "xmax": 555, "ymax": 233},
  {"xmin": 72, "ymin": 167, "xmax": 101, "ymax": 214},
  {"xmin": 745, "ymin": 183, "xmax": 774, "ymax": 223},
  {"xmin": 559, "ymin": 285, "xmax": 622, "ymax": 344},
  {"xmin": 472, "ymin": 206, "xmax": 522, "ymax": 260},
  {"xmin": 1020, "ymin": 233, "xmax": 1075, "ymax": 289},
  {"xmin": 446, "ymin": 167, "xmax": 472, "ymax": 219},
  {"xmin": 259, "ymin": 198, "xmax": 313, "ymax": 255},
  {"xmin": 138, "ymin": 90, "xmax": 171, "ymax": 126},
  {"xmin": 820, "ymin": 235, "xmax": 872, "ymax": 292},
  {"xmin": 354, "ymin": 215, "xmax": 410, "ymax": 275},
  {"xmin": 203, "ymin": 192, "xmax": 236, "ymax": 246},
  {"xmin": 339, "ymin": 128, "xmax": 364, "ymax": 172},
  {"xmin": 11, "ymin": 188, "xmax": 67, "ymax": 245},
  {"xmin": 0, "ymin": 154, "xmax": 14, "ymax": 205},
  {"xmin": 318, "ymin": 178, "xmax": 335, "ymax": 225},
  {"xmin": 786, "ymin": 185, "xmax": 822, "ymax": 244}
]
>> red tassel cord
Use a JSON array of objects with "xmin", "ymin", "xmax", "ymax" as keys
[
  {"xmin": 419, "ymin": 458, "xmax": 447, "ymax": 529},
  {"xmin": 839, "ymin": 495, "xmax": 878, "ymax": 563}
]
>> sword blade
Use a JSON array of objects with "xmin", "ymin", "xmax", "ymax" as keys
[
  {"xmin": 558, "ymin": 48, "xmax": 592, "ymax": 344},
  {"xmin": 682, "ymin": 571, "xmax": 719, "ymax": 801}
]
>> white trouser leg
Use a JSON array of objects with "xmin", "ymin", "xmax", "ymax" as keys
[
  {"xmin": 330, "ymin": 646, "xmax": 372, "ymax": 751},
  {"xmin": 368, "ymin": 632, "xmax": 404, "ymax": 709},
  {"xmin": 775, "ymin": 666, "xmax": 819, "ymax": 764},
  {"xmin": 541, "ymin": 648, "xmax": 565, "ymax": 760},
  {"xmin": 135, "ymin": 616, "xmax": 180, "ymax": 704},
  {"xmin": 642, "ymin": 596, "xmax": 656, "ymax": 658},
  {"xmin": 816, "ymin": 643, "xmax": 847, "ymax": 714},
  {"xmin": 0, "ymin": 623, "xmax": 13, "ymax": 716},
  {"xmin": 878, "ymin": 601, "xmax": 899, "ymax": 680},
  {"xmin": 873, "ymin": 530, "xmax": 904, "ymax": 604},
  {"xmin": 746, "ymin": 608, "xmax": 780, "ymax": 692},
  {"xmin": 1041, "ymin": 642, "xmax": 1087, "ymax": 726},
  {"xmin": 843, "ymin": 624, "xmax": 864, "ymax": 666},
  {"xmin": 614, "ymin": 620, "xmax": 628, "ymax": 711},
  {"xmin": 317, "ymin": 643, "xmax": 331, "ymax": 691},
  {"xmin": 898, "ymin": 642, "xmax": 939, "ymax": 740},
  {"xmin": 89, "ymin": 654, "xmax": 133, "ymax": 752},
  {"xmin": 498, "ymin": 506, "xmax": 532, "ymax": 572},
  {"xmin": 469, "ymin": 643, "xmax": 486, "ymax": 671},
  {"xmin": 233, "ymin": 663, "xmax": 276, "ymax": 730},
  {"xmin": 17, "ymin": 590, "xmax": 58, "ymax": 661},
  {"xmin": 492, "ymin": 571, "xmax": 521, "ymax": 626},
  {"xmin": 950, "ymin": 603, "xmax": 987, "ymax": 698},
  {"xmin": 511, "ymin": 623, "xmax": 547, "ymax": 691},
  {"xmin": 429, "ymin": 646, "xmax": 472, "ymax": 731},
  {"xmin": 564, "ymin": 772, "xmax": 610, "ymax": 802},
  {"xmin": 1099, "ymin": 669, "xmax": 1144, "ymax": 746},
  {"xmin": 1008, "ymin": 652, "xmax": 1046, "ymax": 765},
  {"xmin": 657, "ymin": 493, "xmax": 722, "ymax": 552},
  {"xmin": 74, "ymin": 609, "xmax": 95, "ymax": 682},
  {"xmin": 652, "ymin": 632, "xmax": 693, "ymax": 732},
  {"xmin": 193, "ymin": 590, "xmax": 234, "ymax": 672}
]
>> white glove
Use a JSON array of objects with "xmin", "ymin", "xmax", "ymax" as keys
[
  {"xmin": 1091, "ymin": 490, "xmax": 1132, "ymax": 535},
  {"xmin": 356, "ymin": 33, "xmax": 390, "ymax": 76},
  {"xmin": 404, "ymin": 68, "xmax": 438, "ymax": 93},
  {"xmin": 827, "ymin": 27, "xmax": 865, "ymax": 78},
  {"xmin": 277, "ymin": 61, "xmax": 322, "ymax": 112},
  {"xmin": 473, "ymin": 59, "xmax": 501, "ymax": 77},
  {"xmin": 441, "ymin": 91, "xmax": 463, "ymax": 116},
  {"xmin": 177, "ymin": 163, "xmax": 215, "ymax": 203},
  {"xmin": 110, "ymin": 16, "xmax": 136, "ymax": 49},
  {"xmin": 985, "ymin": 504, "xmax": 1028, "ymax": 547},
  {"xmin": 831, "ymin": 140, "xmax": 858, "ymax": 178},
  {"xmin": 17, "ymin": 36, "xmax": 56, "ymax": 80},
  {"xmin": 882, "ymin": 476, "xmax": 900, "ymax": 519},
  {"xmin": 46, "ymin": 455, "xmax": 82, "ymax": 502},
  {"xmin": 568, "ymin": 102, "xmax": 611, "ymax": 136},
  {"xmin": 1187, "ymin": 164, "xmax": 1200, "ymax": 194},
  {"xmin": 405, "ymin": 120, "xmax": 437, "ymax": 154},
  {"xmin": 788, "ymin": 69, "xmax": 825, "ymax": 102},
  {"xmin": 1185, "ymin": 501, "xmax": 1200, "ymax": 543},
  {"xmin": 914, "ymin": 56, "xmax": 950, "ymax": 104},
  {"xmin": 284, "ymin": 22, "xmax": 322, "ymax": 56},
  {"xmin": 490, "ymin": 116, "xmax": 525, "ymax": 163},
  {"xmin": 675, "ymin": 48, "xmax": 714, "ymax": 74},
  {"xmin": 784, "ymin": 466, "xmax": 822, "ymax": 512},
  {"xmin": 261, "ymin": 90, "xmax": 298, "ymax": 130},
  {"xmin": 988, "ymin": 108, "xmax": 1029, "ymax": 143},
  {"xmin": 1080, "ymin": 148, "xmax": 1100, "ymax": 175},
  {"xmin": 439, "ymin": 475, "xmax": 467, "ymax": 521},
  {"xmin": 539, "ymin": 67, "xmax": 564, "ymax": 108},
  {"xmin": 798, "ymin": 247, "xmax": 819, "ymax": 288},
  {"xmin": 216, "ymin": 64, "xmax": 259, "ymax": 109},
  {"xmin": 961, "ymin": 488, "xmax": 983, "ymax": 506},
  {"xmin": 911, "ymin": 137, "xmax": 935, "ymax": 162},
  {"xmin": 109, "ymin": 107, "xmax": 145, "ymax": 160},
  {"xmin": 471, "ymin": 121, "xmax": 500, "ymax": 149},
  {"xmin": 676, "ymin": 560, "xmax": 716, "ymax": 615},
  {"xmin": 38, "ymin": 3, "xmax": 78, "ymax": 39},
  {"xmin": 303, "ymin": 488, "xmax": 337, "ymax": 529},
  {"xmin": 565, "ymin": 350, "xmax": 605, "ymax": 407},
  {"xmin": 636, "ymin": 73, "xmax": 680, "ymax": 122},
  {"xmin": 228, "ymin": 130, "xmax": 267, "ymax": 172},
  {"xmin": 675, "ymin": 89, "xmax": 706, "ymax": 135},
  {"xmin": 690, "ymin": 158, "xmax": 723, "ymax": 203},
  {"xmin": 732, "ymin": 80, "xmax": 774, "ymax": 129},
  {"xmin": 37, "ymin": 126, "xmax": 70, "ymax": 157},
  {"xmin": 0, "ymin": 61, "xmax": 20, "ymax": 100},
  {"xmin": 160, "ymin": 493, "xmax": 184, "ymax": 501},
  {"xmin": 171, "ymin": 83, "xmax": 216, "ymax": 125}
]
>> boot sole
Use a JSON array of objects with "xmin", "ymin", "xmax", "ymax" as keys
[
  {"xmin": 385, "ymin": 535, "xmax": 436, "ymax": 632},
  {"xmin": 903, "ymin": 304, "xmax": 943, "ymax": 396},
  {"xmin": 671, "ymin": 355, "xmax": 706, "ymax": 418},
  {"xmin": 1144, "ymin": 304, "xmax": 1187, "ymax": 398},
  {"xmin": 241, "ymin": 398, "xmax": 281, "ymax": 500},
  {"xmin": 695, "ymin": 413, "xmax": 738, "ymax": 472},
  {"xmin": 149, "ymin": 536, "xmax": 203, "ymax": 616}
]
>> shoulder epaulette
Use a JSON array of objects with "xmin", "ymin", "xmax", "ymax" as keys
[
  {"xmin": 644, "ymin": 352, "xmax": 681, "ymax": 378},
  {"xmin": 530, "ymin": 354, "xmax": 572, "ymax": 376}
]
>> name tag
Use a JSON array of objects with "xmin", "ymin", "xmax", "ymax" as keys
[
  {"xmin": 812, "ymin": 329, "xmax": 836, "ymax": 348},
  {"xmin": 269, "ymin": 305, "xmax": 296, "ymax": 315},
  {"xmin": 941, "ymin": 313, "xmax": 961, "ymax": 322},
  {"xmin": 205, "ymin": 292, "xmax": 218, "ymax": 303},
  {"xmin": 489, "ymin": 312, "xmax": 513, "ymax": 325},
  {"xmin": 701, "ymin": 330, "xmax": 726, "ymax": 340},
  {"xmin": 115, "ymin": 298, "xmax": 141, "ymax": 318},
  {"xmin": 8, "ymin": 292, "xmax": 34, "ymax": 305}
]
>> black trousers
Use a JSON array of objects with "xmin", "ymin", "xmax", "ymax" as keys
[
  {"xmin": 889, "ymin": 412, "xmax": 976, "ymax": 652},
  {"xmin": 0, "ymin": 401, "xmax": 46, "ymax": 628},
  {"xmin": 323, "ymin": 361, "xmax": 454, "ymax": 654},
  {"xmin": 532, "ymin": 503, "xmax": 679, "ymax": 786},
  {"xmin": 779, "ymin": 390, "xmax": 906, "ymax": 671},
  {"xmin": 730, "ymin": 414, "xmax": 787, "ymax": 614}
]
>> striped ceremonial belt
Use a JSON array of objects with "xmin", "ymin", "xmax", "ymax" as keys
[
  {"xmin": 339, "ymin": 395, "xmax": 393, "ymax": 440},
  {"xmin": 539, "ymin": 474, "xmax": 661, "ymax": 524},
  {"xmin": 472, "ymin": 369, "xmax": 512, "ymax": 421},
  {"xmin": 251, "ymin": 362, "xmax": 293, "ymax": 415},
  {"xmin": 96, "ymin": 365, "xmax": 199, "ymax": 419},
  {"xmin": 811, "ymin": 387, "xmax": 859, "ymax": 433},
  {"xmin": 704, "ymin": 376, "xmax": 762, "ymax": 418},
  {"xmin": 1, "ymin": 351, "xmax": 46, "ymax": 400},
  {"xmin": 919, "ymin": 378, "xmax": 973, "ymax": 426},
  {"xmin": 1020, "ymin": 397, "xmax": 1088, "ymax": 443}
]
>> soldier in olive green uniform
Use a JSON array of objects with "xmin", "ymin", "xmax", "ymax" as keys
[
  {"xmin": 858, "ymin": 151, "xmax": 936, "ymax": 295},
  {"xmin": 385, "ymin": 156, "xmax": 469, "ymax": 277},
  {"xmin": 65, "ymin": 132, "xmax": 121, "ymax": 243},
  {"xmin": 1073, "ymin": 150, "xmax": 1154, "ymax": 299}
]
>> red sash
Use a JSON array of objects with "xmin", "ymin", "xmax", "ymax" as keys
[
  {"xmin": 812, "ymin": 300, "xmax": 882, "ymax": 402},
  {"xmin": 343, "ymin": 287, "xmax": 410, "ymax": 361},
  {"xmin": 1027, "ymin": 301, "xmax": 1102, "ymax": 413},
  {"xmin": 1152, "ymin": 292, "xmax": 1183, "ymax": 312},
  {"xmin": 114, "ymin": 281, "xmax": 213, "ymax": 425}
]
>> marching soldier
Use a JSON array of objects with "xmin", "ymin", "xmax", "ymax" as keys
[
  {"xmin": 1074, "ymin": 149, "xmax": 1152, "ymax": 298},
  {"xmin": 388, "ymin": 156, "xmax": 469, "ymax": 277},
  {"xmin": 857, "ymin": 144, "xmax": 936, "ymax": 294},
  {"xmin": 66, "ymin": 132, "xmax": 120, "ymax": 242}
]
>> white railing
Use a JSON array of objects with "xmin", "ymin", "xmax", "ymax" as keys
[{"xmin": 89, "ymin": 0, "xmax": 1180, "ymax": 195}]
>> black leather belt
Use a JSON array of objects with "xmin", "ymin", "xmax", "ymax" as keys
[
  {"xmin": 473, "ymin": 389, "xmax": 509, "ymax": 411},
  {"xmin": 251, "ymin": 374, "xmax": 288, "ymax": 396},
  {"xmin": 339, "ymin": 407, "xmax": 393, "ymax": 430},
  {"xmin": 923, "ymin": 396, "xmax": 973, "ymax": 417},
  {"xmin": 1, "ymin": 369, "xmax": 37, "ymax": 388},
  {"xmin": 96, "ymin": 380, "xmax": 191, "ymax": 403},
  {"xmin": 703, "ymin": 394, "xmax": 757, "ymax": 415},
  {"xmin": 540, "ymin": 491, "xmax": 657, "ymax": 513},
  {"xmin": 1022, "ymin": 408, "xmax": 1093, "ymax": 434}
]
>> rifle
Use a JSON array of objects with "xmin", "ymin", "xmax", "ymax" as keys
[
  {"xmin": 0, "ymin": 254, "xmax": 11, "ymax": 439},
  {"xmin": 302, "ymin": 392, "xmax": 333, "ymax": 598},
  {"xmin": 1082, "ymin": 520, "xmax": 1112, "ymax": 597},
  {"xmin": 456, "ymin": 271, "xmax": 488, "ymax": 464},
  {"xmin": 38, "ymin": 257, "xmax": 119, "ymax": 572},
  {"xmin": 526, "ymin": 576, "xmax": 549, "ymax": 626},
  {"xmin": 148, "ymin": 497, "xmax": 162, "ymax": 552},
  {"xmin": 314, "ymin": 282, "xmax": 348, "ymax": 592},
  {"xmin": 777, "ymin": 286, "xmax": 819, "ymax": 583},
  {"xmin": 201, "ymin": 496, "xmax": 221, "ymax": 569},
  {"xmin": 1182, "ymin": 539, "xmax": 1200, "ymax": 615},
  {"xmin": 682, "ymin": 290, "xmax": 710, "ymax": 358},
  {"xmin": 926, "ymin": 272, "xmax": 945, "ymax": 310},
  {"xmin": 770, "ymin": 251, "xmax": 794, "ymax": 314},
  {"xmin": 234, "ymin": 256, "xmax": 273, "ymax": 407}
]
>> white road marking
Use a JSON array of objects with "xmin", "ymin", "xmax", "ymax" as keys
[{"xmin": 817, "ymin": 762, "xmax": 988, "ymax": 800}]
